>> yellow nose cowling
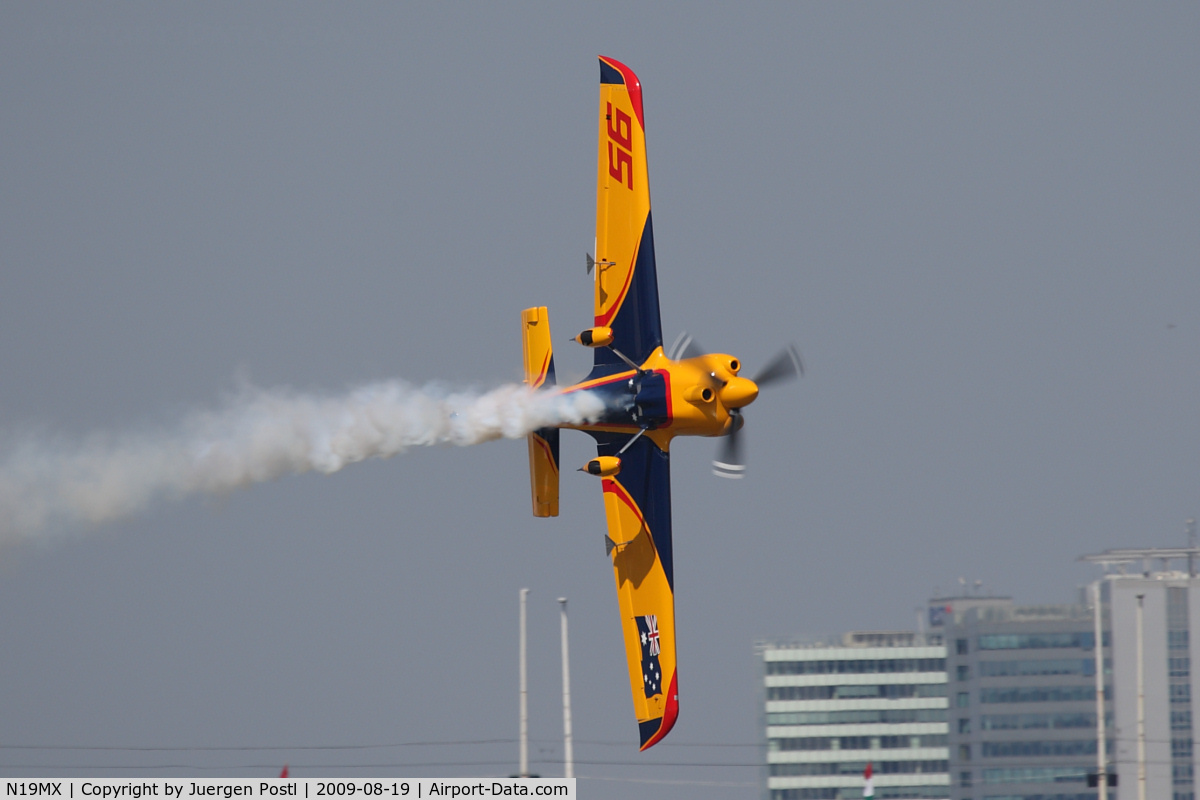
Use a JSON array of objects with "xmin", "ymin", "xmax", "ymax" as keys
[{"xmin": 720, "ymin": 376, "xmax": 759, "ymax": 409}]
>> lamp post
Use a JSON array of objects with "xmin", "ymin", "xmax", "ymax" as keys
[
  {"xmin": 519, "ymin": 588, "xmax": 529, "ymax": 778},
  {"xmin": 1135, "ymin": 592, "xmax": 1145, "ymax": 800},
  {"xmin": 558, "ymin": 598, "xmax": 574, "ymax": 779},
  {"xmin": 1091, "ymin": 580, "xmax": 1107, "ymax": 796}
]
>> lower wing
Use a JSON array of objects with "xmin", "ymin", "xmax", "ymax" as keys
[{"xmin": 593, "ymin": 432, "xmax": 678, "ymax": 749}]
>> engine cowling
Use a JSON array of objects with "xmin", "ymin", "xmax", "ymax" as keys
[{"xmin": 720, "ymin": 376, "xmax": 759, "ymax": 409}]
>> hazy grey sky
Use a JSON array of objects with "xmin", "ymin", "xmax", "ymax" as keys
[{"xmin": 1, "ymin": 4, "xmax": 1196, "ymax": 797}]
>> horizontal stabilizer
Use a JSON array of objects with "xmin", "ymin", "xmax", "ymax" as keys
[{"xmin": 522, "ymin": 307, "xmax": 559, "ymax": 516}]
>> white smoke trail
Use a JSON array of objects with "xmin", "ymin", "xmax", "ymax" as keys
[{"xmin": 0, "ymin": 381, "xmax": 605, "ymax": 542}]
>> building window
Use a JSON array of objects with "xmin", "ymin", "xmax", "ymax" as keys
[
  {"xmin": 766, "ymin": 708, "xmax": 949, "ymax": 726},
  {"xmin": 982, "ymin": 766, "xmax": 1089, "ymax": 784},
  {"xmin": 767, "ymin": 683, "xmax": 947, "ymax": 701},
  {"xmin": 957, "ymin": 638, "xmax": 969, "ymax": 655},
  {"xmin": 764, "ymin": 657, "xmax": 946, "ymax": 675},
  {"xmin": 980, "ymin": 657, "xmax": 1097, "ymax": 677},
  {"xmin": 960, "ymin": 771, "xmax": 972, "ymax": 787},
  {"xmin": 981, "ymin": 711, "xmax": 1101, "ymax": 730},
  {"xmin": 769, "ymin": 760, "xmax": 948, "ymax": 777},
  {"xmin": 977, "ymin": 631, "xmax": 1100, "ymax": 650},
  {"xmin": 875, "ymin": 734, "xmax": 948, "ymax": 749},
  {"xmin": 980, "ymin": 685, "xmax": 1096, "ymax": 703},
  {"xmin": 957, "ymin": 664, "xmax": 970, "ymax": 681},
  {"xmin": 958, "ymin": 717, "xmax": 971, "ymax": 734},
  {"xmin": 958, "ymin": 744, "xmax": 971, "ymax": 762},
  {"xmin": 771, "ymin": 737, "xmax": 834, "ymax": 751},
  {"xmin": 956, "ymin": 691, "xmax": 970, "ymax": 707},
  {"xmin": 982, "ymin": 739, "xmax": 1098, "ymax": 757}
]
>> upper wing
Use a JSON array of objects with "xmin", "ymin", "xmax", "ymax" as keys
[
  {"xmin": 593, "ymin": 56, "xmax": 663, "ymax": 370},
  {"xmin": 594, "ymin": 432, "xmax": 678, "ymax": 749}
]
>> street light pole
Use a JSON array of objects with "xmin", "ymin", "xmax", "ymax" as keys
[
  {"xmin": 519, "ymin": 588, "xmax": 529, "ymax": 778},
  {"xmin": 1091, "ymin": 580, "xmax": 1107, "ymax": 796},
  {"xmin": 558, "ymin": 598, "xmax": 574, "ymax": 779},
  {"xmin": 1136, "ymin": 592, "xmax": 1146, "ymax": 800}
]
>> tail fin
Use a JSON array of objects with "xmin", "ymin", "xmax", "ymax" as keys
[{"xmin": 522, "ymin": 307, "xmax": 560, "ymax": 517}]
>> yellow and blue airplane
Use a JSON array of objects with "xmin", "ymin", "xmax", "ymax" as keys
[{"xmin": 520, "ymin": 57, "xmax": 801, "ymax": 750}]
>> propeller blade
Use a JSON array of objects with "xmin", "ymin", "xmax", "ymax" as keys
[
  {"xmin": 753, "ymin": 344, "xmax": 804, "ymax": 386},
  {"xmin": 712, "ymin": 411, "xmax": 745, "ymax": 479},
  {"xmin": 668, "ymin": 331, "xmax": 706, "ymax": 361}
]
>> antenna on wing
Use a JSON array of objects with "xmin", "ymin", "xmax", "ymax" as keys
[{"xmin": 586, "ymin": 253, "xmax": 615, "ymax": 275}]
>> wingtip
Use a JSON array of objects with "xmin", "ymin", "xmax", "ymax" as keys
[
  {"xmin": 637, "ymin": 671, "xmax": 679, "ymax": 750},
  {"xmin": 598, "ymin": 56, "xmax": 625, "ymax": 85},
  {"xmin": 598, "ymin": 55, "xmax": 641, "ymax": 88},
  {"xmin": 597, "ymin": 56, "xmax": 645, "ymax": 128}
]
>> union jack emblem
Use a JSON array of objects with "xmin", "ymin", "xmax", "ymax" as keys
[
  {"xmin": 636, "ymin": 614, "xmax": 662, "ymax": 697},
  {"xmin": 644, "ymin": 614, "xmax": 660, "ymax": 655}
]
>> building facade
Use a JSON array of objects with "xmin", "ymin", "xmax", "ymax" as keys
[
  {"xmin": 763, "ymin": 545, "xmax": 1200, "ymax": 799},
  {"xmin": 940, "ymin": 598, "xmax": 1110, "ymax": 800},
  {"xmin": 1083, "ymin": 548, "xmax": 1200, "ymax": 800},
  {"xmin": 940, "ymin": 547, "xmax": 1200, "ymax": 800},
  {"xmin": 762, "ymin": 631, "xmax": 950, "ymax": 799}
]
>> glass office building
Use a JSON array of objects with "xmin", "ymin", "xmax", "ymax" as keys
[
  {"xmin": 762, "ymin": 545, "xmax": 1200, "ymax": 800},
  {"xmin": 940, "ymin": 598, "xmax": 1109, "ymax": 800},
  {"xmin": 762, "ymin": 631, "xmax": 950, "ymax": 799},
  {"xmin": 942, "ymin": 547, "xmax": 1200, "ymax": 800}
]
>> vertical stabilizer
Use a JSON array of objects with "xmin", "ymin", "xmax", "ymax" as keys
[{"xmin": 522, "ymin": 307, "xmax": 560, "ymax": 517}]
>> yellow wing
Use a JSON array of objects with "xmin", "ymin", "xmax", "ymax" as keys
[
  {"xmin": 592, "ymin": 56, "xmax": 677, "ymax": 751},
  {"xmin": 593, "ymin": 55, "xmax": 663, "ymax": 369},
  {"xmin": 597, "ymin": 433, "xmax": 678, "ymax": 749}
]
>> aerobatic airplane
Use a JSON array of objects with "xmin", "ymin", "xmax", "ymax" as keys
[{"xmin": 520, "ymin": 57, "xmax": 801, "ymax": 750}]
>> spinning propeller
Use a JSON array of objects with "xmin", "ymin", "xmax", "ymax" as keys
[{"xmin": 669, "ymin": 333, "xmax": 803, "ymax": 479}]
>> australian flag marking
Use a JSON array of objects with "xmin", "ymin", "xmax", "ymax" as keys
[{"xmin": 636, "ymin": 614, "xmax": 662, "ymax": 697}]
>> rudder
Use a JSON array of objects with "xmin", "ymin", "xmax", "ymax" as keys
[{"xmin": 521, "ymin": 307, "xmax": 560, "ymax": 517}]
